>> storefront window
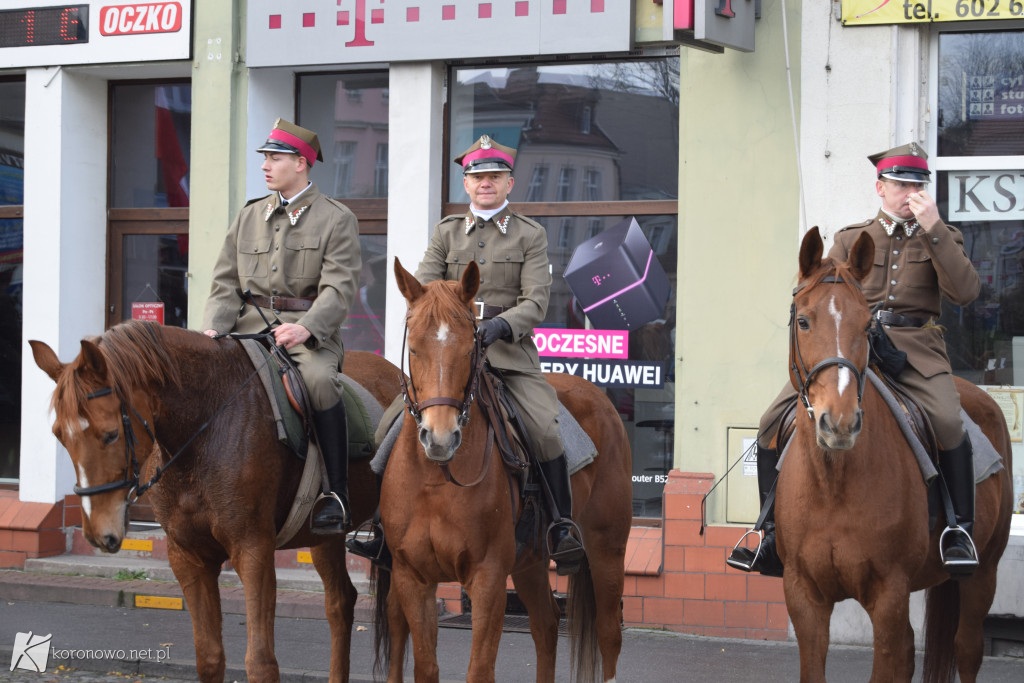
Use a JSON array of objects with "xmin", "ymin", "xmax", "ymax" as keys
[
  {"xmin": 449, "ymin": 59, "xmax": 679, "ymax": 520},
  {"xmin": 0, "ymin": 78, "xmax": 23, "ymax": 483},
  {"xmin": 935, "ymin": 31, "xmax": 1024, "ymax": 385},
  {"xmin": 297, "ymin": 72, "xmax": 389, "ymax": 355}
]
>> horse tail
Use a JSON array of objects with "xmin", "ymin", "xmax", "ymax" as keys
[
  {"xmin": 371, "ymin": 565, "xmax": 392, "ymax": 679},
  {"xmin": 922, "ymin": 578, "xmax": 960, "ymax": 683},
  {"xmin": 566, "ymin": 555, "xmax": 600, "ymax": 683}
]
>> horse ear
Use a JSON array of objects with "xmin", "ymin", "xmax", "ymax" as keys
[
  {"xmin": 799, "ymin": 226, "xmax": 824, "ymax": 280},
  {"xmin": 29, "ymin": 340, "xmax": 64, "ymax": 382},
  {"xmin": 847, "ymin": 232, "xmax": 875, "ymax": 283},
  {"xmin": 80, "ymin": 340, "xmax": 109, "ymax": 379},
  {"xmin": 394, "ymin": 257, "xmax": 425, "ymax": 304},
  {"xmin": 459, "ymin": 261, "xmax": 481, "ymax": 304}
]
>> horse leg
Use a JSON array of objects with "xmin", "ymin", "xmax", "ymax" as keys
[
  {"xmin": 784, "ymin": 573, "xmax": 833, "ymax": 683},
  {"xmin": 862, "ymin": 580, "xmax": 914, "ymax": 683},
  {"xmin": 953, "ymin": 568, "xmax": 999, "ymax": 683},
  {"xmin": 511, "ymin": 564, "xmax": 559, "ymax": 682},
  {"xmin": 166, "ymin": 543, "xmax": 226, "ymax": 683},
  {"xmin": 311, "ymin": 539, "xmax": 356, "ymax": 683},
  {"xmin": 386, "ymin": 582, "xmax": 411, "ymax": 683},
  {"xmin": 463, "ymin": 565, "xmax": 509, "ymax": 683},
  {"xmin": 230, "ymin": 540, "xmax": 281, "ymax": 682},
  {"xmin": 584, "ymin": 539, "xmax": 627, "ymax": 682},
  {"xmin": 391, "ymin": 565, "xmax": 440, "ymax": 683}
]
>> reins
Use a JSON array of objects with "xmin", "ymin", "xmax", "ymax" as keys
[{"xmin": 789, "ymin": 274, "xmax": 870, "ymax": 420}]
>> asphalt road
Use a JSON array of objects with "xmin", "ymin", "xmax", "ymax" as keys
[{"xmin": 2, "ymin": 599, "xmax": 1023, "ymax": 682}]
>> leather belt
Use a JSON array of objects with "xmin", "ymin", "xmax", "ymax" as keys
[
  {"xmin": 474, "ymin": 302, "xmax": 509, "ymax": 320},
  {"xmin": 874, "ymin": 309, "xmax": 926, "ymax": 328},
  {"xmin": 249, "ymin": 294, "xmax": 316, "ymax": 312}
]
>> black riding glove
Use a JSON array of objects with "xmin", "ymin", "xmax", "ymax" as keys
[{"xmin": 477, "ymin": 317, "xmax": 512, "ymax": 347}]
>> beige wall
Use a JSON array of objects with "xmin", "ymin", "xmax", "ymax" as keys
[{"xmin": 676, "ymin": 0, "xmax": 802, "ymax": 524}]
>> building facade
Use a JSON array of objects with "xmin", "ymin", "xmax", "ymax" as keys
[{"xmin": 1, "ymin": 0, "xmax": 1021, "ymax": 644}]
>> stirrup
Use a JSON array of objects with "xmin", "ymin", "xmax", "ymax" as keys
[
  {"xmin": 939, "ymin": 525, "xmax": 979, "ymax": 574},
  {"xmin": 310, "ymin": 491, "xmax": 350, "ymax": 534},
  {"xmin": 726, "ymin": 529, "xmax": 763, "ymax": 572},
  {"xmin": 546, "ymin": 518, "xmax": 585, "ymax": 575}
]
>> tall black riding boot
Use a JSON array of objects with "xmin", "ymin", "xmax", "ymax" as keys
[
  {"xmin": 345, "ymin": 476, "xmax": 391, "ymax": 569},
  {"xmin": 726, "ymin": 445, "xmax": 784, "ymax": 577},
  {"xmin": 938, "ymin": 433, "xmax": 978, "ymax": 575},
  {"xmin": 311, "ymin": 401, "xmax": 350, "ymax": 535},
  {"xmin": 538, "ymin": 455, "xmax": 585, "ymax": 575}
]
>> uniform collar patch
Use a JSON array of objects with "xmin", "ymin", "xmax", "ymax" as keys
[{"xmin": 879, "ymin": 215, "xmax": 919, "ymax": 238}]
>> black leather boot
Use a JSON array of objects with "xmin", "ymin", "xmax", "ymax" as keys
[
  {"xmin": 727, "ymin": 445, "xmax": 784, "ymax": 577},
  {"xmin": 538, "ymin": 455, "xmax": 584, "ymax": 575},
  {"xmin": 345, "ymin": 478, "xmax": 391, "ymax": 569},
  {"xmin": 311, "ymin": 401, "xmax": 350, "ymax": 535},
  {"xmin": 938, "ymin": 433, "xmax": 978, "ymax": 575}
]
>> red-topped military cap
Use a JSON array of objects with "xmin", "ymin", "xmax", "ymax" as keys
[
  {"xmin": 256, "ymin": 118, "xmax": 324, "ymax": 167},
  {"xmin": 868, "ymin": 141, "xmax": 931, "ymax": 184},
  {"xmin": 455, "ymin": 134, "xmax": 516, "ymax": 174}
]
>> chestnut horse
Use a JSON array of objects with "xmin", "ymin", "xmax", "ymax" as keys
[
  {"xmin": 30, "ymin": 321, "xmax": 403, "ymax": 682},
  {"xmin": 371, "ymin": 259, "xmax": 632, "ymax": 682},
  {"xmin": 777, "ymin": 228, "xmax": 1013, "ymax": 682}
]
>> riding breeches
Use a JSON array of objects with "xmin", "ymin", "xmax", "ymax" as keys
[
  {"xmin": 286, "ymin": 342, "xmax": 345, "ymax": 411},
  {"xmin": 496, "ymin": 368, "xmax": 564, "ymax": 462},
  {"xmin": 757, "ymin": 368, "xmax": 965, "ymax": 450}
]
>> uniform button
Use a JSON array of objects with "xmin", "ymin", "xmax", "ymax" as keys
[
  {"xmin": 272, "ymin": 265, "xmax": 278, "ymax": 272},
  {"xmin": 478, "ymin": 241, "xmax": 485, "ymax": 247},
  {"xmin": 884, "ymin": 324, "xmax": 892, "ymax": 329},
  {"xmin": 893, "ymin": 250, "xmax": 900, "ymax": 255},
  {"xmin": 896, "ymin": 236, "xmax": 903, "ymax": 240},
  {"xmin": 479, "ymin": 258, "xmax": 486, "ymax": 264},
  {"xmin": 272, "ymin": 289, "xmax": 279, "ymax": 294},
  {"xmin": 892, "ymin": 264, "xmax": 899, "ymax": 270},
  {"xmin": 275, "ymin": 245, "xmax": 280, "ymax": 250},
  {"xmin": 253, "ymin": 247, "xmax": 258, "ymax": 252},
  {"xmin": 888, "ymin": 295, "xmax": 895, "ymax": 300},
  {"xmin": 505, "ymin": 255, "xmax": 511, "ymax": 260},
  {"xmin": 275, "ymin": 226, "xmax": 280, "ymax": 232},
  {"xmin": 891, "ymin": 280, "xmax": 897, "ymax": 286},
  {"xmin": 453, "ymin": 256, "xmax": 459, "ymax": 263},
  {"xmin": 932, "ymin": 237, "xmax": 939, "ymax": 244},
  {"xmin": 480, "ymin": 278, "xmax": 485, "ymax": 284}
]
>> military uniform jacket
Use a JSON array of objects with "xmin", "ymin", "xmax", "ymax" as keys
[
  {"xmin": 829, "ymin": 210, "xmax": 980, "ymax": 378},
  {"xmin": 415, "ymin": 207, "xmax": 550, "ymax": 372},
  {"xmin": 202, "ymin": 182, "xmax": 361, "ymax": 359}
]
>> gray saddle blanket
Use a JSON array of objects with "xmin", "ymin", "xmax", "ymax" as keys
[
  {"xmin": 778, "ymin": 369, "xmax": 1003, "ymax": 485},
  {"xmin": 370, "ymin": 399, "xmax": 597, "ymax": 475}
]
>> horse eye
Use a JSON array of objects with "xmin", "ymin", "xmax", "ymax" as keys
[
  {"xmin": 102, "ymin": 430, "xmax": 119, "ymax": 446},
  {"xmin": 797, "ymin": 316, "xmax": 810, "ymax": 331}
]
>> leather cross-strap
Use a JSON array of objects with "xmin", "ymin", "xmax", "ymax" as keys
[
  {"xmin": 249, "ymin": 294, "xmax": 316, "ymax": 312},
  {"xmin": 474, "ymin": 301, "xmax": 509, "ymax": 320}
]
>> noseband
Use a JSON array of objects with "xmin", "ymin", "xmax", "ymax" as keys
[
  {"xmin": 400, "ymin": 310, "xmax": 487, "ymax": 430},
  {"xmin": 790, "ymin": 275, "xmax": 869, "ymax": 420}
]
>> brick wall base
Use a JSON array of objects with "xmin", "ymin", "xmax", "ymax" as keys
[{"xmin": 0, "ymin": 491, "xmax": 78, "ymax": 568}]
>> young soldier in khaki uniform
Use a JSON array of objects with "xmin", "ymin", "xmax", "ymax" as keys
[
  {"xmin": 729, "ymin": 143, "xmax": 982, "ymax": 576},
  {"xmin": 349, "ymin": 135, "xmax": 584, "ymax": 574},
  {"xmin": 203, "ymin": 119, "xmax": 362, "ymax": 534}
]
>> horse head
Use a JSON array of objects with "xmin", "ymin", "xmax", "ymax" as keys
[
  {"xmin": 790, "ymin": 226, "xmax": 874, "ymax": 450},
  {"xmin": 30, "ymin": 322, "xmax": 168, "ymax": 552},
  {"xmin": 394, "ymin": 257, "xmax": 481, "ymax": 463}
]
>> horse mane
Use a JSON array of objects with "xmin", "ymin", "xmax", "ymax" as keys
[
  {"xmin": 53, "ymin": 320, "xmax": 181, "ymax": 434},
  {"xmin": 410, "ymin": 280, "xmax": 474, "ymax": 330}
]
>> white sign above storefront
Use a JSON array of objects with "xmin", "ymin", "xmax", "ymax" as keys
[
  {"xmin": 246, "ymin": 0, "xmax": 632, "ymax": 67},
  {"xmin": 947, "ymin": 170, "xmax": 1024, "ymax": 222},
  {"xmin": 0, "ymin": 1, "xmax": 192, "ymax": 68}
]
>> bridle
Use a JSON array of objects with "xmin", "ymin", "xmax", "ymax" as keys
[
  {"xmin": 399, "ymin": 308, "xmax": 495, "ymax": 486},
  {"xmin": 73, "ymin": 346, "xmax": 269, "ymax": 502},
  {"xmin": 789, "ymin": 274, "xmax": 870, "ymax": 420},
  {"xmin": 399, "ymin": 310, "xmax": 487, "ymax": 430}
]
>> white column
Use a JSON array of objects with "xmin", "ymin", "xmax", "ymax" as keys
[
  {"xmin": 20, "ymin": 67, "xmax": 108, "ymax": 503},
  {"xmin": 384, "ymin": 62, "xmax": 445, "ymax": 366}
]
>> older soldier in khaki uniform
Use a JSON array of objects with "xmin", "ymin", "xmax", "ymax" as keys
[
  {"xmin": 728, "ymin": 143, "xmax": 982, "ymax": 576},
  {"xmin": 349, "ymin": 135, "xmax": 584, "ymax": 574},
  {"xmin": 203, "ymin": 118, "xmax": 361, "ymax": 534}
]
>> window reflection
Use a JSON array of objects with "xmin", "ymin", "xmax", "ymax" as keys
[
  {"xmin": 343, "ymin": 235, "xmax": 388, "ymax": 356},
  {"xmin": 297, "ymin": 72, "xmax": 389, "ymax": 199},
  {"xmin": 937, "ymin": 31, "xmax": 1024, "ymax": 156}
]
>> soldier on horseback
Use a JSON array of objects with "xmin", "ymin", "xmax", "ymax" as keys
[
  {"xmin": 202, "ymin": 118, "xmax": 362, "ymax": 535},
  {"xmin": 348, "ymin": 135, "xmax": 585, "ymax": 574},
  {"xmin": 729, "ymin": 143, "xmax": 982, "ymax": 576}
]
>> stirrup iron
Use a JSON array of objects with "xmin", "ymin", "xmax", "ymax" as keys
[
  {"xmin": 726, "ymin": 529, "xmax": 764, "ymax": 571},
  {"xmin": 939, "ymin": 525, "xmax": 979, "ymax": 572},
  {"xmin": 311, "ymin": 491, "xmax": 349, "ymax": 528}
]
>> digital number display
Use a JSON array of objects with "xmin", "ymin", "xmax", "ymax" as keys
[{"xmin": 0, "ymin": 5, "xmax": 88, "ymax": 48}]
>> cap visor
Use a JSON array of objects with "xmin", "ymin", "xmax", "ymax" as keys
[
  {"xmin": 880, "ymin": 171, "xmax": 931, "ymax": 183},
  {"xmin": 256, "ymin": 141, "xmax": 300, "ymax": 155},
  {"xmin": 464, "ymin": 161, "xmax": 513, "ymax": 174}
]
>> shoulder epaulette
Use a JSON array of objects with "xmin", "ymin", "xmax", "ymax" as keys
[
  {"xmin": 508, "ymin": 209, "xmax": 545, "ymax": 231},
  {"xmin": 244, "ymin": 194, "xmax": 272, "ymax": 207},
  {"xmin": 440, "ymin": 214, "xmax": 464, "ymax": 223},
  {"xmin": 835, "ymin": 218, "xmax": 874, "ymax": 233},
  {"xmin": 323, "ymin": 196, "xmax": 356, "ymax": 214}
]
